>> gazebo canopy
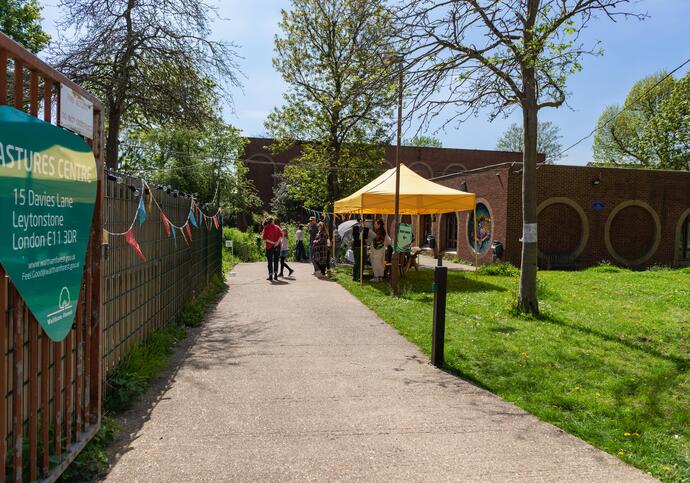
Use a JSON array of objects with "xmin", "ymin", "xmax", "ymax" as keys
[{"xmin": 334, "ymin": 164, "xmax": 476, "ymax": 215}]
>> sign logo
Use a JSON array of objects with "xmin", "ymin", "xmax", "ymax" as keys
[
  {"xmin": 592, "ymin": 201, "xmax": 606, "ymax": 212},
  {"xmin": 0, "ymin": 106, "xmax": 97, "ymax": 341}
]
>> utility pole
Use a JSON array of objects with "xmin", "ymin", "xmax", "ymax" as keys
[{"xmin": 391, "ymin": 58, "xmax": 403, "ymax": 296}]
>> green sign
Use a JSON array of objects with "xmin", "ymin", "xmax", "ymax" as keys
[
  {"xmin": 396, "ymin": 222, "xmax": 413, "ymax": 253},
  {"xmin": 0, "ymin": 106, "xmax": 97, "ymax": 341}
]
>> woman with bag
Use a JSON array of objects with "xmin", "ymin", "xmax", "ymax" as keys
[{"xmin": 369, "ymin": 218, "xmax": 390, "ymax": 283}]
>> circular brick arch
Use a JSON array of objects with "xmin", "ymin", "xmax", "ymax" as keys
[
  {"xmin": 605, "ymin": 201, "xmax": 661, "ymax": 266},
  {"xmin": 443, "ymin": 163, "xmax": 466, "ymax": 176},
  {"xmin": 409, "ymin": 161, "xmax": 433, "ymax": 179},
  {"xmin": 676, "ymin": 208, "xmax": 690, "ymax": 264},
  {"xmin": 537, "ymin": 197, "xmax": 589, "ymax": 259}
]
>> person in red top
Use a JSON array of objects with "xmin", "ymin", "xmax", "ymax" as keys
[{"xmin": 262, "ymin": 217, "xmax": 283, "ymax": 281}]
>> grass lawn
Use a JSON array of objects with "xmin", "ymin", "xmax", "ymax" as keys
[{"xmin": 335, "ymin": 265, "xmax": 690, "ymax": 482}]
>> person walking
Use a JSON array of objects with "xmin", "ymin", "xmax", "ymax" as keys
[
  {"xmin": 307, "ymin": 216, "xmax": 319, "ymax": 273},
  {"xmin": 312, "ymin": 222, "xmax": 330, "ymax": 277},
  {"xmin": 351, "ymin": 220, "xmax": 369, "ymax": 282},
  {"xmin": 279, "ymin": 228, "xmax": 295, "ymax": 278},
  {"xmin": 295, "ymin": 224, "xmax": 307, "ymax": 262},
  {"xmin": 369, "ymin": 218, "xmax": 390, "ymax": 283},
  {"xmin": 262, "ymin": 217, "xmax": 282, "ymax": 281}
]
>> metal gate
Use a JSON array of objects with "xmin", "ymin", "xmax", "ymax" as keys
[{"xmin": 0, "ymin": 33, "xmax": 104, "ymax": 482}]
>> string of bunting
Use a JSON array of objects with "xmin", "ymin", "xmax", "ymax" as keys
[
  {"xmin": 302, "ymin": 207, "xmax": 354, "ymax": 222},
  {"xmin": 104, "ymin": 172, "xmax": 223, "ymax": 261}
]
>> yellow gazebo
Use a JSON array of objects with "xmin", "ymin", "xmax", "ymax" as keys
[
  {"xmin": 334, "ymin": 164, "xmax": 477, "ymax": 282},
  {"xmin": 334, "ymin": 164, "xmax": 475, "ymax": 214}
]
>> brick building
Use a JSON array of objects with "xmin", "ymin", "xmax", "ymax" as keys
[
  {"xmin": 423, "ymin": 164, "xmax": 690, "ymax": 269},
  {"xmin": 243, "ymin": 137, "xmax": 530, "ymax": 209}
]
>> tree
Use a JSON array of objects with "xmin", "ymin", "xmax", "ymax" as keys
[
  {"xmin": 642, "ymin": 72, "xmax": 690, "ymax": 170},
  {"xmin": 404, "ymin": 135, "xmax": 443, "ymax": 148},
  {"xmin": 120, "ymin": 120, "xmax": 261, "ymax": 225},
  {"xmin": 51, "ymin": 0, "xmax": 240, "ymax": 169},
  {"xmin": 592, "ymin": 71, "xmax": 688, "ymax": 170},
  {"xmin": 266, "ymin": 0, "xmax": 398, "ymax": 210},
  {"xmin": 399, "ymin": 0, "xmax": 643, "ymax": 314},
  {"xmin": 0, "ymin": 0, "xmax": 50, "ymax": 53},
  {"xmin": 271, "ymin": 175, "xmax": 303, "ymax": 222},
  {"xmin": 496, "ymin": 121, "xmax": 563, "ymax": 163}
]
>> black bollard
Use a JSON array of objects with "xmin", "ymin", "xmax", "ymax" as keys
[{"xmin": 431, "ymin": 266, "xmax": 448, "ymax": 368}]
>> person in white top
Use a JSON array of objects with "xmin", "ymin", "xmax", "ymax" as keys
[
  {"xmin": 369, "ymin": 218, "xmax": 391, "ymax": 283},
  {"xmin": 295, "ymin": 224, "xmax": 307, "ymax": 261},
  {"xmin": 279, "ymin": 228, "xmax": 294, "ymax": 277}
]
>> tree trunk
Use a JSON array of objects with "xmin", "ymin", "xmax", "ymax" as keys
[
  {"xmin": 105, "ymin": 103, "xmax": 122, "ymax": 170},
  {"xmin": 518, "ymin": 0, "xmax": 540, "ymax": 314}
]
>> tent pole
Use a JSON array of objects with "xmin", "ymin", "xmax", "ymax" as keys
[
  {"xmin": 474, "ymin": 205, "xmax": 478, "ymax": 276},
  {"xmin": 360, "ymin": 211, "xmax": 364, "ymax": 286}
]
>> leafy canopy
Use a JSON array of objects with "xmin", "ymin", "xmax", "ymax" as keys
[
  {"xmin": 120, "ymin": 120, "xmax": 260, "ymax": 220},
  {"xmin": 266, "ymin": 0, "xmax": 398, "ymax": 209},
  {"xmin": 496, "ymin": 121, "xmax": 563, "ymax": 163},
  {"xmin": 0, "ymin": 0, "xmax": 50, "ymax": 53},
  {"xmin": 404, "ymin": 135, "xmax": 442, "ymax": 148},
  {"xmin": 592, "ymin": 71, "xmax": 689, "ymax": 170}
]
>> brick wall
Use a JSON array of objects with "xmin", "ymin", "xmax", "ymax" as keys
[
  {"xmin": 437, "ymin": 163, "xmax": 690, "ymax": 268},
  {"xmin": 243, "ymin": 137, "xmax": 533, "ymax": 210}
]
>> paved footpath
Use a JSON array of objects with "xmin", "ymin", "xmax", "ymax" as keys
[{"xmin": 105, "ymin": 262, "xmax": 654, "ymax": 482}]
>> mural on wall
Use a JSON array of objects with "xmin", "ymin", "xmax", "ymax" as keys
[{"xmin": 468, "ymin": 202, "xmax": 492, "ymax": 254}]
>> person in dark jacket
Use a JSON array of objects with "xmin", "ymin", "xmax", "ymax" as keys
[{"xmin": 351, "ymin": 220, "xmax": 369, "ymax": 282}]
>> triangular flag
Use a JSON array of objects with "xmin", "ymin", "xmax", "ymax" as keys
[
  {"xmin": 180, "ymin": 226, "xmax": 189, "ymax": 246},
  {"xmin": 138, "ymin": 197, "xmax": 147, "ymax": 225},
  {"xmin": 161, "ymin": 212, "xmax": 171, "ymax": 237},
  {"xmin": 185, "ymin": 223, "xmax": 193, "ymax": 241},
  {"xmin": 125, "ymin": 230, "xmax": 146, "ymax": 261},
  {"xmin": 188, "ymin": 210, "xmax": 198, "ymax": 228},
  {"xmin": 213, "ymin": 215, "xmax": 220, "ymax": 229},
  {"xmin": 171, "ymin": 223, "xmax": 177, "ymax": 245}
]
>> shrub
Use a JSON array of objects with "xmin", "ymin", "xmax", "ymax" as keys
[
  {"xmin": 58, "ymin": 417, "xmax": 120, "ymax": 481},
  {"xmin": 477, "ymin": 262, "xmax": 519, "ymax": 277},
  {"xmin": 105, "ymin": 323, "xmax": 187, "ymax": 412},
  {"xmin": 586, "ymin": 260, "xmax": 627, "ymax": 273},
  {"xmin": 223, "ymin": 227, "xmax": 263, "ymax": 262}
]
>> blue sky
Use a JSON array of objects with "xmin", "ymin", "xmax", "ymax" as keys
[{"xmin": 40, "ymin": 0, "xmax": 690, "ymax": 165}]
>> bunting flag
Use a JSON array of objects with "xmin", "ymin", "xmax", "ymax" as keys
[
  {"xmin": 125, "ymin": 230, "xmax": 146, "ymax": 261},
  {"xmin": 161, "ymin": 212, "xmax": 171, "ymax": 237},
  {"xmin": 185, "ymin": 223, "xmax": 193, "ymax": 241},
  {"xmin": 137, "ymin": 197, "xmax": 147, "ymax": 225},
  {"xmin": 180, "ymin": 226, "xmax": 189, "ymax": 246},
  {"xmin": 213, "ymin": 215, "xmax": 220, "ymax": 229},
  {"xmin": 171, "ymin": 223, "xmax": 177, "ymax": 245},
  {"xmin": 188, "ymin": 209, "xmax": 199, "ymax": 228}
]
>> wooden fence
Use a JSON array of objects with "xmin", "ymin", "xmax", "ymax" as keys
[
  {"xmin": 1, "ymin": 32, "xmax": 222, "ymax": 481},
  {"xmin": 102, "ymin": 174, "xmax": 223, "ymax": 375},
  {"xmin": 1, "ymin": 32, "xmax": 104, "ymax": 482}
]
